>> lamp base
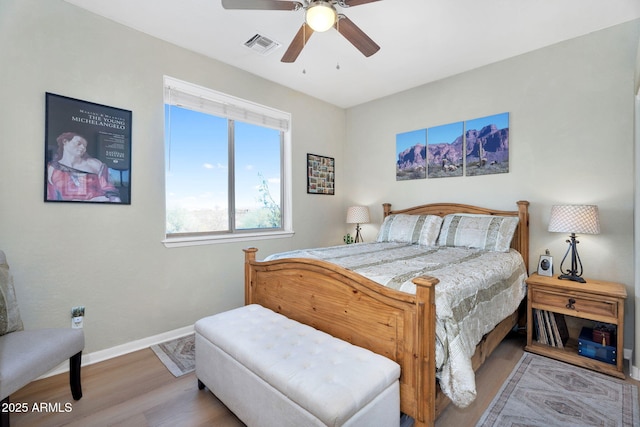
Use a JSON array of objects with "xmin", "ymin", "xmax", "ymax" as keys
[
  {"xmin": 557, "ymin": 233, "xmax": 587, "ymax": 284},
  {"xmin": 558, "ymin": 273, "xmax": 586, "ymax": 283},
  {"xmin": 354, "ymin": 224, "xmax": 363, "ymax": 243}
]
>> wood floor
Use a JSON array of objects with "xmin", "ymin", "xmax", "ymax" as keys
[{"xmin": 9, "ymin": 333, "xmax": 640, "ymax": 426}]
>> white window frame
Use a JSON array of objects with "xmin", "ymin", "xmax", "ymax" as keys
[{"xmin": 162, "ymin": 76, "xmax": 293, "ymax": 247}]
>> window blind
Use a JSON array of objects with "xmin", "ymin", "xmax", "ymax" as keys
[{"xmin": 164, "ymin": 76, "xmax": 290, "ymax": 132}]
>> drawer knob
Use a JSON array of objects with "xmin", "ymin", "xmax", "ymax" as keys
[{"xmin": 566, "ymin": 298, "xmax": 576, "ymax": 310}]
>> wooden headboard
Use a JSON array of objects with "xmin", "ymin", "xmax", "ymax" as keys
[{"xmin": 382, "ymin": 200, "xmax": 530, "ymax": 272}]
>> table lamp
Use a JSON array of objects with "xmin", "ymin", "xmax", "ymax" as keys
[
  {"xmin": 548, "ymin": 204, "xmax": 600, "ymax": 283},
  {"xmin": 346, "ymin": 206, "xmax": 370, "ymax": 243}
]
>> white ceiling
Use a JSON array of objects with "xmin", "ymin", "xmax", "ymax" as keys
[{"xmin": 64, "ymin": 0, "xmax": 640, "ymax": 108}]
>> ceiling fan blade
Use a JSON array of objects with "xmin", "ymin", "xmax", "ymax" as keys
[
  {"xmin": 281, "ymin": 23, "xmax": 314, "ymax": 63},
  {"xmin": 340, "ymin": 0, "xmax": 382, "ymax": 7},
  {"xmin": 221, "ymin": 0, "xmax": 302, "ymax": 11},
  {"xmin": 335, "ymin": 15, "xmax": 380, "ymax": 57}
]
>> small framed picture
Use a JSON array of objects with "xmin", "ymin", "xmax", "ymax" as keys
[
  {"xmin": 537, "ymin": 255, "xmax": 553, "ymax": 277},
  {"xmin": 307, "ymin": 153, "xmax": 335, "ymax": 195}
]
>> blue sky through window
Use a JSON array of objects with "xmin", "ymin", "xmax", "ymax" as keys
[{"xmin": 165, "ymin": 105, "xmax": 281, "ymax": 212}]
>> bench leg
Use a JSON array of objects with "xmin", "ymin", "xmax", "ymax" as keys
[
  {"xmin": 1, "ymin": 396, "xmax": 9, "ymax": 427},
  {"xmin": 70, "ymin": 351, "xmax": 83, "ymax": 400}
]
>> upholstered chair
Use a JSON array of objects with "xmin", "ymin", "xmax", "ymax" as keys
[{"xmin": 0, "ymin": 250, "xmax": 84, "ymax": 427}]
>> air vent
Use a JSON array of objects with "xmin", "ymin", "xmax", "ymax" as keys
[{"xmin": 244, "ymin": 34, "xmax": 281, "ymax": 56}]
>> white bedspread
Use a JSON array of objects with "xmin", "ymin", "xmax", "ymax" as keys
[{"xmin": 265, "ymin": 242, "xmax": 527, "ymax": 408}]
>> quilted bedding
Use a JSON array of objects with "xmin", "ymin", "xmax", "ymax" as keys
[{"xmin": 265, "ymin": 242, "xmax": 527, "ymax": 407}]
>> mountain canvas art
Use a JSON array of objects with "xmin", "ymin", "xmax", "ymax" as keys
[
  {"xmin": 465, "ymin": 112, "xmax": 510, "ymax": 176},
  {"xmin": 395, "ymin": 112, "xmax": 509, "ymax": 180},
  {"xmin": 396, "ymin": 129, "xmax": 426, "ymax": 181},
  {"xmin": 427, "ymin": 121, "xmax": 463, "ymax": 178}
]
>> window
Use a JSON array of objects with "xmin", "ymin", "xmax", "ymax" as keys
[{"xmin": 163, "ymin": 76, "xmax": 292, "ymax": 246}]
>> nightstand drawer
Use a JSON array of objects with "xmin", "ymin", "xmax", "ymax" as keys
[{"xmin": 531, "ymin": 288, "xmax": 618, "ymax": 320}]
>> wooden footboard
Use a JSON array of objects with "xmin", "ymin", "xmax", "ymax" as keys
[
  {"xmin": 244, "ymin": 200, "xmax": 529, "ymax": 427},
  {"xmin": 244, "ymin": 248, "xmax": 438, "ymax": 426}
]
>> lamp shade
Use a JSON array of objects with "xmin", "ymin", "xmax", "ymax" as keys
[
  {"xmin": 306, "ymin": 1, "xmax": 337, "ymax": 32},
  {"xmin": 346, "ymin": 206, "xmax": 370, "ymax": 224},
  {"xmin": 548, "ymin": 205, "xmax": 600, "ymax": 235}
]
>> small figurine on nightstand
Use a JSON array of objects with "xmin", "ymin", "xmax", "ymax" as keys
[{"xmin": 343, "ymin": 234, "xmax": 354, "ymax": 244}]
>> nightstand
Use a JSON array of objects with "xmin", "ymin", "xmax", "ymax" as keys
[{"xmin": 525, "ymin": 273, "xmax": 627, "ymax": 379}]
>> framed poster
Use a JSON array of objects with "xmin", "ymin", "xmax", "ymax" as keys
[
  {"xmin": 44, "ymin": 93, "xmax": 132, "ymax": 204},
  {"xmin": 307, "ymin": 153, "xmax": 334, "ymax": 195}
]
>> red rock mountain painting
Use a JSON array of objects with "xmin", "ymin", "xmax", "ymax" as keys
[{"xmin": 395, "ymin": 112, "xmax": 509, "ymax": 180}]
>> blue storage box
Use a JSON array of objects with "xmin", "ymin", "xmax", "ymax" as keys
[{"xmin": 578, "ymin": 327, "xmax": 616, "ymax": 365}]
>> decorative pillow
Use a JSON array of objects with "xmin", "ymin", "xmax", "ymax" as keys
[
  {"xmin": 377, "ymin": 214, "xmax": 444, "ymax": 246},
  {"xmin": 437, "ymin": 214, "xmax": 519, "ymax": 252},
  {"xmin": 0, "ymin": 250, "xmax": 24, "ymax": 335}
]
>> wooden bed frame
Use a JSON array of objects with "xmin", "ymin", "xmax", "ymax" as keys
[{"xmin": 243, "ymin": 201, "xmax": 529, "ymax": 427}]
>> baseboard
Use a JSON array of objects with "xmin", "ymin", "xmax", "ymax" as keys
[
  {"xmin": 631, "ymin": 365, "xmax": 640, "ymax": 381},
  {"xmin": 624, "ymin": 348, "xmax": 639, "ymax": 380},
  {"xmin": 39, "ymin": 324, "xmax": 194, "ymax": 380}
]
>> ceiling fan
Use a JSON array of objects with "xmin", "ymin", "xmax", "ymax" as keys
[{"xmin": 221, "ymin": 0, "xmax": 381, "ymax": 63}]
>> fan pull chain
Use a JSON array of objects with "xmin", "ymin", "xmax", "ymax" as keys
[{"xmin": 302, "ymin": 22, "xmax": 307, "ymax": 74}]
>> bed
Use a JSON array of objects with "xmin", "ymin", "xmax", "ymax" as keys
[{"xmin": 243, "ymin": 201, "xmax": 529, "ymax": 427}]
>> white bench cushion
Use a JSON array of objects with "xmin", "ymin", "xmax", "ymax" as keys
[{"xmin": 195, "ymin": 304, "xmax": 400, "ymax": 426}]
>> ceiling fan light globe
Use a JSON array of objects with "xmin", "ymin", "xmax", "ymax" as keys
[{"xmin": 306, "ymin": 1, "xmax": 337, "ymax": 32}]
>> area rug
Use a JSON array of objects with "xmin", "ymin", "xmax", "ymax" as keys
[
  {"xmin": 150, "ymin": 333, "xmax": 195, "ymax": 377},
  {"xmin": 476, "ymin": 352, "xmax": 639, "ymax": 426}
]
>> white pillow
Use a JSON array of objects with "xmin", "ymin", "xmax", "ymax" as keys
[
  {"xmin": 377, "ymin": 214, "xmax": 443, "ymax": 246},
  {"xmin": 437, "ymin": 214, "xmax": 519, "ymax": 252}
]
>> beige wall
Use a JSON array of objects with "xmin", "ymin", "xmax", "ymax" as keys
[
  {"xmin": 345, "ymin": 20, "xmax": 640, "ymax": 356},
  {"xmin": 0, "ymin": 0, "xmax": 346, "ymax": 353}
]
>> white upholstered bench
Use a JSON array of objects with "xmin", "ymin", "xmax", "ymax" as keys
[{"xmin": 195, "ymin": 304, "xmax": 401, "ymax": 427}]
